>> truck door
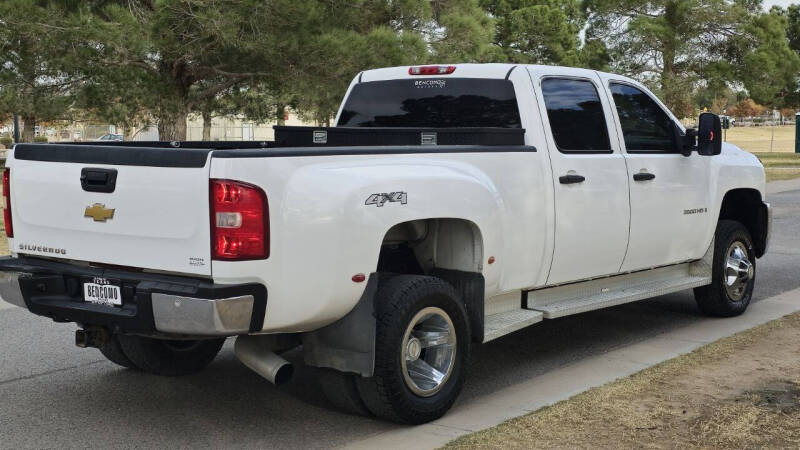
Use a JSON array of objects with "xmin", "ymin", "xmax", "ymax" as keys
[
  {"xmin": 600, "ymin": 78, "xmax": 713, "ymax": 271},
  {"xmin": 528, "ymin": 67, "xmax": 631, "ymax": 285}
]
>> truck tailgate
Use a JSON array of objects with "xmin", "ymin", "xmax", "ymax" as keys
[{"xmin": 8, "ymin": 145, "xmax": 212, "ymax": 276}]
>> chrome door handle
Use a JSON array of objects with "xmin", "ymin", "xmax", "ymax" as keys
[{"xmin": 559, "ymin": 174, "xmax": 586, "ymax": 184}]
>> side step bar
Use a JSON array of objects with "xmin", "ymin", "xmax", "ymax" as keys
[
  {"xmin": 530, "ymin": 275, "xmax": 710, "ymax": 319},
  {"xmin": 482, "ymin": 257, "xmax": 713, "ymax": 343},
  {"xmin": 483, "ymin": 309, "xmax": 543, "ymax": 343}
]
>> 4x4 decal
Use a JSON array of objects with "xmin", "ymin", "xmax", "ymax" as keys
[{"xmin": 365, "ymin": 192, "xmax": 407, "ymax": 207}]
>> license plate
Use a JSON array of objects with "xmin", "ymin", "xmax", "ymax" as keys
[{"xmin": 83, "ymin": 279, "xmax": 122, "ymax": 306}]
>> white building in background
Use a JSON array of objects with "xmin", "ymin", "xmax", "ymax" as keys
[
  {"xmin": 183, "ymin": 110, "xmax": 312, "ymax": 141},
  {"xmin": 131, "ymin": 110, "xmax": 312, "ymax": 141},
  {"xmin": 2, "ymin": 109, "xmax": 315, "ymax": 143}
]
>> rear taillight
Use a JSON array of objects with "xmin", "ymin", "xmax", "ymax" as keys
[
  {"xmin": 3, "ymin": 168, "xmax": 12, "ymax": 238},
  {"xmin": 210, "ymin": 179, "xmax": 268, "ymax": 260},
  {"xmin": 409, "ymin": 65, "xmax": 456, "ymax": 75}
]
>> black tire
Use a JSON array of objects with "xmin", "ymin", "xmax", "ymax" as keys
[
  {"xmin": 116, "ymin": 335, "xmax": 225, "ymax": 376},
  {"xmin": 98, "ymin": 334, "xmax": 136, "ymax": 369},
  {"xmin": 694, "ymin": 220, "xmax": 756, "ymax": 317},
  {"xmin": 319, "ymin": 368, "xmax": 373, "ymax": 417},
  {"xmin": 430, "ymin": 269, "xmax": 485, "ymax": 343},
  {"xmin": 355, "ymin": 275, "xmax": 470, "ymax": 424}
]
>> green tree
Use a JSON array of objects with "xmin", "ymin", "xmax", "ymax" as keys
[
  {"xmin": 430, "ymin": 0, "xmax": 501, "ymax": 62},
  {"xmin": 480, "ymin": 0, "xmax": 586, "ymax": 65},
  {"xmin": 291, "ymin": 26, "xmax": 427, "ymax": 125},
  {"xmin": 82, "ymin": 1, "xmax": 303, "ymax": 140},
  {"xmin": 784, "ymin": 4, "xmax": 800, "ymax": 52},
  {"xmin": 728, "ymin": 10, "xmax": 800, "ymax": 108},
  {"xmin": 0, "ymin": 1, "xmax": 91, "ymax": 142},
  {"xmin": 83, "ymin": 0, "xmax": 446, "ymax": 136},
  {"xmin": 586, "ymin": 0, "xmax": 799, "ymax": 117},
  {"xmin": 585, "ymin": 0, "xmax": 750, "ymax": 117},
  {"xmin": 266, "ymin": 0, "xmax": 499, "ymax": 124},
  {"xmin": 774, "ymin": 4, "xmax": 800, "ymax": 108}
]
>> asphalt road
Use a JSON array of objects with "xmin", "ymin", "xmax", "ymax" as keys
[{"xmin": 2, "ymin": 186, "xmax": 799, "ymax": 449}]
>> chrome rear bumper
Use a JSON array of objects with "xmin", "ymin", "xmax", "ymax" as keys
[
  {"xmin": 0, "ymin": 270, "xmax": 26, "ymax": 308},
  {"xmin": 151, "ymin": 293, "xmax": 256, "ymax": 335},
  {"xmin": 0, "ymin": 256, "xmax": 266, "ymax": 337}
]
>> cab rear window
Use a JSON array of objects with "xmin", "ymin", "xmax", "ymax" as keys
[{"xmin": 338, "ymin": 78, "xmax": 522, "ymax": 128}]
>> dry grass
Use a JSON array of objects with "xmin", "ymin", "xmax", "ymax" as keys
[
  {"xmin": 445, "ymin": 313, "xmax": 800, "ymax": 449},
  {"xmin": 766, "ymin": 168, "xmax": 800, "ymax": 182},
  {"xmin": 751, "ymin": 153, "xmax": 800, "ymax": 181},
  {"xmin": 0, "ymin": 233, "xmax": 8, "ymax": 256},
  {"xmin": 752, "ymin": 152, "xmax": 800, "ymax": 166},
  {"xmin": 726, "ymin": 125, "xmax": 796, "ymax": 153}
]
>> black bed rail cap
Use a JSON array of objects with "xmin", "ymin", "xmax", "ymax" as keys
[
  {"xmin": 211, "ymin": 144, "xmax": 536, "ymax": 159},
  {"xmin": 50, "ymin": 140, "xmax": 275, "ymax": 150},
  {"xmin": 12, "ymin": 143, "xmax": 212, "ymax": 168}
]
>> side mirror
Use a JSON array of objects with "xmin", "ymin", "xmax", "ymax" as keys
[{"xmin": 697, "ymin": 112, "xmax": 722, "ymax": 156}]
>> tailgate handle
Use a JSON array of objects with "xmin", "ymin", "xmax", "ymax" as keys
[{"xmin": 80, "ymin": 168, "xmax": 117, "ymax": 193}]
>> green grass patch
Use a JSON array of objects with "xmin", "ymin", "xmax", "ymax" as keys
[
  {"xmin": 753, "ymin": 152, "xmax": 800, "ymax": 168},
  {"xmin": 766, "ymin": 168, "xmax": 800, "ymax": 182}
]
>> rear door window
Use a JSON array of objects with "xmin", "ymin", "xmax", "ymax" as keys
[
  {"xmin": 541, "ymin": 78, "xmax": 611, "ymax": 153},
  {"xmin": 609, "ymin": 83, "xmax": 676, "ymax": 153},
  {"xmin": 338, "ymin": 78, "xmax": 521, "ymax": 128}
]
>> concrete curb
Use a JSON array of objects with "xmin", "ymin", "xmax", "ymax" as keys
[
  {"xmin": 343, "ymin": 287, "xmax": 800, "ymax": 450},
  {"xmin": 766, "ymin": 177, "xmax": 800, "ymax": 195},
  {"xmin": 0, "ymin": 298, "xmax": 16, "ymax": 310}
]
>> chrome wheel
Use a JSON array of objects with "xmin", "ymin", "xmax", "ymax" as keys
[
  {"xmin": 401, "ymin": 307, "xmax": 456, "ymax": 397},
  {"xmin": 725, "ymin": 241, "xmax": 753, "ymax": 301}
]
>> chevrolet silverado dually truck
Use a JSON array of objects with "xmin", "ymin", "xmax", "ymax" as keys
[{"xmin": 0, "ymin": 64, "xmax": 771, "ymax": 424}]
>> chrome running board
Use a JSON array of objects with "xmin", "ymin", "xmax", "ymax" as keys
[
  {"xmin": 483, "ymin": 308, "xmax": 543, "ymax": 343},
  {"xmin": 481, "ymin": 249, "xmax": 713, "ymax": 342}
]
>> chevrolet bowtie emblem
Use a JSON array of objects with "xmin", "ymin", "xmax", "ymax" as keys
[{"xmin": 84, "ymin": 203, "xmax": 115, "ymax": 222}]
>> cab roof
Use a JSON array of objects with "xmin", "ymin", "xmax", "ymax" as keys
[{"xmin": 359, "ymin": 63, "xmax": 638, "ymax": 86}]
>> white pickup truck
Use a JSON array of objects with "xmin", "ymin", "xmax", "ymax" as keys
[{"xmin": 0, "ymin": 64, "xmax": 770, "ymax": 424}]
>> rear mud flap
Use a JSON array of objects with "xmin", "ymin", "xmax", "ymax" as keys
[{"xmin": 302, "ymin": 273, "xmax": 378, "ymax": 377}]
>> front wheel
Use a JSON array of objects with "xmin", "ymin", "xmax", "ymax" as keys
[
  {"xmin": 355, "ymin": 275, "xmax": 470, "ymax": 424},
  {"xmin": 694, "ymin": 220, "xmax": 756, "ymax": 317}
]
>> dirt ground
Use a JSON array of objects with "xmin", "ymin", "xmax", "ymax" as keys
[
  {"xmin": 445, "ymin": 312, "xmax": 800, "ymax": 449},
  {"xmin": 726, "ymin": 125, "xmax": 796, "ymax": 153}
]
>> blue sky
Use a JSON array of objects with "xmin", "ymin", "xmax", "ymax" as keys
[{"xmin": 764, "ymin": 0, "xmax": 798, "ymax": 8}]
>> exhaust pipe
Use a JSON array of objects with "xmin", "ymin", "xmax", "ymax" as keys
[
  {"xmin": 234, "ymin": 335, "xmax": 294, "ymax": 386},
  {"xmin": 75, "ymin": 327, "xmax": 109, "ymax": 349}
]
